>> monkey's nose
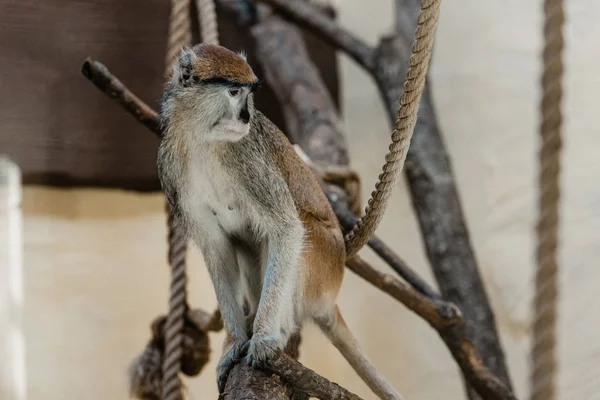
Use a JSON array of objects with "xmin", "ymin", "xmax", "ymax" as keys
[{"xmin": 239, "ymin": 107, "xmax": 250, "ymax": 124}]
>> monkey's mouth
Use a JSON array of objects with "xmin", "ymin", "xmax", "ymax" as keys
[{"xmin": 217, "ymin": 120, "xmax": 250, "ymax": 140}]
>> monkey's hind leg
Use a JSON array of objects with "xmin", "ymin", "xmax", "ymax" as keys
[
  {"xmin": 200, "ymin": 237, "xmax": 248, "ymax": 393},
  {"xmin": 314, "ymin": 306, "xmax": 405, "ymax": 400}
]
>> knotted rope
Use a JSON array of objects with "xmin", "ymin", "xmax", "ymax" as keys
[
  {"xmin": 162, "ymin": 0, "xmax": 220, "ymax": 399},
  {"xmin": 344, "ymin": 0, "xmax": 441, "ymax": 257},
  {"xmin": 530, "ymin": 1, "xmax": 564, "ymax": 399},
  {"xmin": 162, "ymin": 1, "xmax": 193, "ymax": 398},
  {"xmin": 162, "ymin": 205, "xmax": 190, "ymax": 400},
  {"xmin": 161, "ymin": 0, "xmax": 220, "ymax": 398}
]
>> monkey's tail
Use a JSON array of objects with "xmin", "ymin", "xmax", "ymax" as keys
[{"xmin": 315, "ymin": 305, "xmax": 405, "ymax": 400}]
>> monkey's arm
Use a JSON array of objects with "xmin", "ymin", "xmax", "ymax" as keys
[
  {"xmin": 246, "ymin": 113, "xmax": 335, "ymax": 365},
  {"xmin": 249, "ymin": 212, "xmax": 305, "ymax": 365}
]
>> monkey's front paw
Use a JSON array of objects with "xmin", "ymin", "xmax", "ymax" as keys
[
  {"xmin": 217, "ymin": 340, "xmax": 250, "ymax": 393},
  {"xmin": 245, "ymin": 334, "xmax": 282, "ymax": 369}
]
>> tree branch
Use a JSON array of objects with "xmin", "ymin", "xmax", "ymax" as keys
[
  {"xmin": 81, "ymin": 58, "xmax": 161, "ymax": 136},
  {"xmin": 267, "ymin": 353, "xmax": 363, "ymax": 400},
  {"xmin": 346, "ymin": 256, "xmax": 516, "ymax": 400},
  {"xmin": 255, "ymin": 0, "xmax": 514, "ymax": 396},
  {"xmin": 251, "ymin": 11, "xmax": 350, "ymax": 166},
  {"xmin": 255, "ymin": 0, "xmax": 375, "ymax": 72},
  {"xmin": 330, "ymin": 198, "xmax": 440, "ymax": 300}
]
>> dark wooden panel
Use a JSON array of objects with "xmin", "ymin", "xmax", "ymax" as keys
[{"xmin": 0, "ymin": 0, "xmax": 339, "ymax": 191}]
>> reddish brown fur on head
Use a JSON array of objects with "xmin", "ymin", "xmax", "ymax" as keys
[{"xmin": 190, "ymin": 44, "xmax": 257, "ymax": 85}]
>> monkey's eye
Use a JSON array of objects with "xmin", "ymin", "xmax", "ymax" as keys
[{"xmin": 228, "ymin": 88, "xmax": 240, "ymax": 97}]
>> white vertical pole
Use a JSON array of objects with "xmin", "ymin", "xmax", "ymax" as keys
[{"xmin": 0, "ymin": 156, "xmax": 26, "ymax": 400}]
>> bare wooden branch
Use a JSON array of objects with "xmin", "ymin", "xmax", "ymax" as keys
[
  {"xmin": 220, "ymin": 363, "xmax": 291, "ymax": 400},
  {"xmin": 346, "ymin": 256, "xmax": 516, "ymax": 400},
  {"xmin": 255, "ymin": 0, "xmax": 375, "ymax": 71},
  {"xmin": 330, "ymin": 198, "xmax": 440, "ymax": 300},
  {"xmin": 251, "ymin": 13, "xmax": 350, "ymax": 166},
  {"xmin": 267, "ymin": 353, "xmax": 363, "ymax": 400},
  {"xmin": 255, "ymin": 0, "xmax": 514, "ymax": 396},
  {"xmin": 81, "ymin": 58, "xmax": 161, "ymax": 136}
]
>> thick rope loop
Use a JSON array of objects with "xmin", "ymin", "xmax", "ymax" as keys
[{"xmin": 345, "ymin": 0, "xmax": 441, "ymax": 258}]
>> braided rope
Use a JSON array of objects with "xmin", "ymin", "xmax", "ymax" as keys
[
  {"xmin": 197, "ymin": 0, "xmax": 219, "ymax": 45},
  {"xmin": 165, "ymin": 0, "xmax": 192, "ymax": 77},
  {"xmin": 530, "ymin": 0, "xmax": 564, "ymax": 399},
  {"xmin": 162, "ymin": 207, "xmax": 190, "ymax": 400},
  {"xmin": 162, "ymin": 0, "xmax": 192, "ymax": 398},
  {"xmin": 162, "ymin": 0, "xmax": 219, "ymax": 398},
  {"xmin": 344, "ymin": 0, "xmax": 441, "ymax": 258}
]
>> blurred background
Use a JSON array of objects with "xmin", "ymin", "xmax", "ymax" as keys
[{"xmin": 1, "ymin": 0, "xmax": 599, "ymax": 399}]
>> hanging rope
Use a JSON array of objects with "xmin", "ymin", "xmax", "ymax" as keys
[
  {"xmin": 530, "ymin": 0, "xmax": 564, "ymax": 399},
  {"xmin": 344, "ymin": 0, "xmax": 441, "ymax": 258},
  {"xmin": 162, "ymin": 205, "xmax": 190, "ymax": 400},
  {"xmin": 162, "ymin": 0, "xmax": 193, "ymax": 398},
  {"xmin": 197, "ymin": 0, "xmax": 219, "ymax": 45},
  {"xmin": 165, "ymin": 0, "xmax": 193, "ymax": 76},
  {"xmin": 162, "ymin": 0, "xmax": 219, "ymax": 399}
]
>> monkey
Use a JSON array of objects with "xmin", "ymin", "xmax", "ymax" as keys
[{"xmin": 157, "ymin": 44, "xmax": 404, "ymax": 400}]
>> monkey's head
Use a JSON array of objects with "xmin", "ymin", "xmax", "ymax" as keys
[{"xmin": 161, "ymin": 44, "xmax": 261, "ymax": 142}]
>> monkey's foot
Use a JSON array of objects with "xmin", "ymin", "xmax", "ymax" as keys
[
  {"xmin": 217, "ymin": 339, "xmax": 250, "ymax": 393},
  {"xmin": 245, "ymin": 334, "xmax": 282, "ymax": 369}
]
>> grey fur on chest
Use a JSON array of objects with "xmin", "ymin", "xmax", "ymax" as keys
[
  {"xmin": 181, "ymin": 152, "xmax": 261, "ymax": 241},
  {"xmin": 157, "ymin": 112, "xmax": 300, "ymax": 247}
]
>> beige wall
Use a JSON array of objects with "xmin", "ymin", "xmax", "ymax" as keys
[{"xmin": 17, "ymin": 1, "xmax": 600, "ymax": 399}]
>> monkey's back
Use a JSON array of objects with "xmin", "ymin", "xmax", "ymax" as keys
[{"xmin": 254, "ymin": 112, "xmax": 346, "ymax": 308}]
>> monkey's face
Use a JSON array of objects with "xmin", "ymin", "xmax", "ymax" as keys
[
  {"xmin": 163, "ymin": 45, "xmax": 261, "ymax": 143},
  {"xmin": 209, "ymin": 84, "xmax": 255, "ymax": 141}
]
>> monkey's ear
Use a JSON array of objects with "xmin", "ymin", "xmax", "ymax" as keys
[{"xmin": 175, "ymin": 47, "xmax": 198, "ymax": 87}]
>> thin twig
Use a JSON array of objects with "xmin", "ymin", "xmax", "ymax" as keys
[{"xmin": 81, "ymin": 58, "xmax": 161, "ymax": 136}]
